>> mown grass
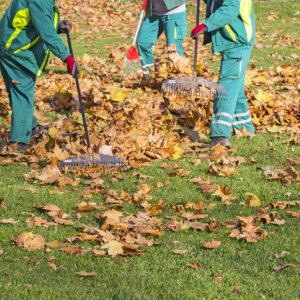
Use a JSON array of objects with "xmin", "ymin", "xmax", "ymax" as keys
[
  {"xmin": 0, "ymin": 0, "xmax": 300, "ymax": 299},
  {"xmin": 0, "ymin": 133, "xmax": 299, "ymax": 300}
]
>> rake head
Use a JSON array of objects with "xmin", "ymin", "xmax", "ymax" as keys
[
  {"xmin": 161, "ymin": 76, "xmax": 226, "ymax": 98},
  {"xmin": 58, "ymin": 152, "xmax": 129, "ymax": 172}
]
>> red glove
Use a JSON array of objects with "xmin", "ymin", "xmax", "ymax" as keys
[
  {"xmin": 65, "ymin": 55, "xmax": 80, "ymax": 77},
  {"xmin": 190, "ymin": 24, "xmax": 207, "ymax": 39}
]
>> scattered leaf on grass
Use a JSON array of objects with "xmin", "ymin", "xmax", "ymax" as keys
[
  {"xmin": 275, "ymin": 251, "xmax": 289, "ymax": 259},
  {"xmin": 0, "ymin": 218, "xmax": 18, "ymax": 224},
  {"xmin": 14, "ymin": 232, "xmax": 45, "ymax": 250},
  {"xmin": 245, "ymin": 193, "xmax": 261, "ymax": 207},
  {"xmin": 173, "ymin": 249, "xmax": 188, "ymax": 255},
  {"xmin": 76, "ymin": 271, "xmax": 97, "ymax": 277},
  {"xmin": 288, "ymin": 211, "xmax": 300, "ymax": 218},
  {"xmin": 187, "ymin": 262, "xmax": 201, "ymax": 269},
  {"xmin": 203, "ymin": 240, "xmax": 222, "ymax": 249},
  {"xmin": 272, "ymin": 264, "xmax": 298, "ymax": 272},
  {"xmin": 101, "ymin": 240, "xmax": 124, "ymax": 257}
]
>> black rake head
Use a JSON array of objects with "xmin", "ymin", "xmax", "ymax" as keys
[
  {"xmin": 58, "ymin": 153, "xmax": 129, "ymax": 172},
  {"xmin": 161, "ymin": 77, "xmax": 226, "ymax": 99}
]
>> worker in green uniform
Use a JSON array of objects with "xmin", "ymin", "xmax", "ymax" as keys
[
  {"xmin": 191, "ymin": 0, "xmax": 256, "ymax": 148},
  {"xmin": 0, "ymin": 0, "xmax": 79, "ymax": 152},
  {"xmin": 137, "ymin": 0, "xmax": 187, "ymax": 76}
]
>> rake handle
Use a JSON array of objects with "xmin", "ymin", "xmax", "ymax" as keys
[
  {"xmin": 193, "ymin": 0, "xmax": 201, "ymax": 79},
  {"xmin": 132, "ymin": 0, "xmax": 149, "ymax": 46},
  {"xmin": 66, "ymin": 31, "xmax": 91, "ymax": 149}
]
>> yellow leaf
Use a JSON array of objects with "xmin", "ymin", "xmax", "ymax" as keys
[
  {"xmin": 110, "ymin": 91, "xmax": 127, "ymax": 102},
  {"xmin": 245, "ymin": 193, "xmax": 262, "ymax": 207},
  {"xmin": 171, "ymin": 145, "xmax": 184, "ymax": 160},
  {"xmin": 48, "ymin": 127, "xmax": 58, "ymax": 138}
]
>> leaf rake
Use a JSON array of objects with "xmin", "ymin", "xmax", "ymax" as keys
[
  {"xmin": 58, "ymin": 31, "xmax": 128, "ymax": 172},
  {"xmin": 161, "ymin": 0, "xmax": 226, "ymax": 98}
]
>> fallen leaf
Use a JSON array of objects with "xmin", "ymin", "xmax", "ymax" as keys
[
  {"xmin": 272, "ymin": 264, "xmax": 298, "ymax": 272},
  {"xmin": 76, "ymin": 271, "xmax": 97, "ymax": 277},
  {"xmin": 0, "ymin": 218, "xmax": 18, "ymax": 224},
  {"xmin": 275, "ymin": 251, "xmax": 289, "ymax": 259},
  {"xmin": 101, "ymin": 240, "xmax": 124, "ymax": 257},
  {"xmin": 203, "ymin": 240, "xmax": 222, "ymax": 249},
  {"xmin": 14, "ymin": 232, "xmax": 45, "ymax": 250},
  {"xmin": 187, "ymin": 262, "xmax": 201, "ymax": 269},
  {"xmin": 245, "ymin": 193, "xmax": 262, "ymax": 207},
  {"xmin": 172, "ymin": 249, "xmax": 188, "ymax": 255}
]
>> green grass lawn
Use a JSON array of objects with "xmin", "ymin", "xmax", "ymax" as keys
[{"xmin": 0, "ymin": 0, "xmax": 300, "ymax": 299}]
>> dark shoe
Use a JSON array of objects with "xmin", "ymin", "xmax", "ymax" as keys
[
  {"xmin": 31, "ymin": 124, "xmax": 49, "ymax": 138},
  {"xmin": 201, "ymin": 136, "xmax": 231, "ymax": 148},
  {"xmin": 8, "ymin": 142, "xmax": 31, "ymax": 153}
]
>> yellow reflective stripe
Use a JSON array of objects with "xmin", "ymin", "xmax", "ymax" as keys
[
  {"xmin": 240, "ymin": 0, "xmax": 253, "ymax": 42},
  {"xmin": 5, "ymin": 8, "xmax": 31, "ymax": 49},
  {"xmin": 224, "ymin": 24, "xmax": 237, "ymax": 43},
  {"xmin": 174, "ymin": 27, "xmax": 177, "ymax": 40},
  {"xmin": 53, "ymin": 7, "xmax": 59, "ymax": 28},
  {"xmin": 37, "ymin": 8, "xmax": 59, "ymax": 76},
  {"xmin": 37, "ymin": 49, "xmax": 50, "ymax": 76},
  {"xmin": 14, "ymin": 36, "xmax": 40, "ymax": 54}
]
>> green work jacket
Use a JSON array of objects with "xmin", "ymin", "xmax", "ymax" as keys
[
  {"xmin": 147, "ymin": 0, "xmax": 186, "ymax": 16},
  {"xmin": 203, "ymin": 0, "xmax": 256, "ymax": 53},
  {"xmin": 0, "ymin": 0, "xmax": 70, "ymax": 76}
]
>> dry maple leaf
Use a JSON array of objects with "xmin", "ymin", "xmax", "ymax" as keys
[
  {"xmin": 0, "ymin": 218, "xmax": 18, "ymax": 224},
  {"xmin": 202, "ymin": 240, "xmax": 222, "ymax": 249},
  {"xmin": 172, "ymin": 249, "xmax": 188, "ymax": 255},
  {"xmin": 288, "ymin": 211, "xmax": 300, "ymax": 218},
  {"xmin": 60, "ymin": 245, "xmax": 85, "ymax": 256},
  {"xmin": 14, "ymin": 232, "xmax": 45, "ymax": 251},
  {"xmin": 187, "ymin": 262, "xmax": 201, "ymax": 270},
  {"xmin": 245, "ymin": 193, "xmax": 262, "ymax": 207},
  {"xmin": 101, "ymin": 240, "xmax": 124, "ymax": 257},
  {"xmin": 76, "ymin": 271, "xmax": 97, "ymax": 277}
]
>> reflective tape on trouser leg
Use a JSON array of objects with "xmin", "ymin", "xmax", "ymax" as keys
[
  {"xmin": 0, "ymin": 55, "xmax": 36, "ymax": 144},
  {"xmin": 210, "ymin": 46, "xmax": 253, "ymax": 138}
]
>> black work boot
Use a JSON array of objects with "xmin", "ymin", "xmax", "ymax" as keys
[{"xmin": 202, "ymin": 136, "xmax": 231, "ymax": 149}]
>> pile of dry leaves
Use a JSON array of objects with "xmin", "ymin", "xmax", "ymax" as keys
[{"xmin": 0, "ymin": 0, "xmax": 299, "ymax": 171}]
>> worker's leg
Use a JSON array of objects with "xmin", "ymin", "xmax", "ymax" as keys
[
  {"xmin": 164, "ymin": 12, "xmax": 187, "ymax": 55},
  {"xmin": 210, "ymin": 46, "xmax": 252, "ymax": 138},
  {"xmin": 232, "ymin": 48, "xmax": 255, "ymax": 133},
  {"xmin": 232, "ymin": 79, "xmax": 255, "ymax": 134},
  {"xmin": 137, "ymin": 15, "xmax": 163, "ymax": 75},
  {"xmin": 0, "ymin": 55, "xmax": 36, "ymax": 144}
]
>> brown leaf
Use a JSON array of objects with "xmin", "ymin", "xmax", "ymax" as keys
[
  {"xmin": 203, "ymin": 240, "xmax": 222, "ymax": 249},
  {"xmin": 101, "ymin": 240, "xmax": 124, "ymax": 257},
  {"xmin": 76, "ymin": 271, "xmax": 97, "ymax": 277},
  {"xmin": 14, "ymin": 232, "xmax": 45, "ymax": 250},
  {"xmin": 92, "ymin": 249, "xmax": 106, "ymax": 257},
  {"xmin": 245, "ymin": 193, "xmax": 262, "ymax": 207},
  {"xmin": 0, "ymin": 218, "xmax": 18, "ymax": 224},
  {"xmin": 60, "ymin": 245, "xmax": 85, "ymax": 255},
  {"xmin": 272, "ymin": 264, "xmax": 298, "ymax": 272},
  {"xmin": 172, "ymin": 249, "xmax": 188, "ymax": 255},
  {"xmin": 275, "ymin": 251, "xmax": 289, "ymax": 259},
  {"xmin": 187, "ymin": 262, "xmax": 201, "ymax": 269},
  {"xmin": 288, "ymin": 211, "xmax": 300, "ymax": 218}
]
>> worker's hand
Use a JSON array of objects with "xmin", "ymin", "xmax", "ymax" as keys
[
  {"xmin": 65, "ymin": 55, "xmax": 80, "ymax": 77},
  {"xmin": 190, "ymin": 23, "xmax": 207, "ymax": 39},
  {"xmin": 57, "ymin": 20, "xmax": 72, "ymax": 34}
]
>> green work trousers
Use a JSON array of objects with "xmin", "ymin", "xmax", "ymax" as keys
[
  {"xmin": 0, "ymin": 54, "xmax": 38, "ymax": 144},
  {"xmin": 137, "ymin": 12, "xmax": 186, "ymax": 74},
  {"xmin": 210, "ymin": 46, "xmax": 255, "ymax": 138}
]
